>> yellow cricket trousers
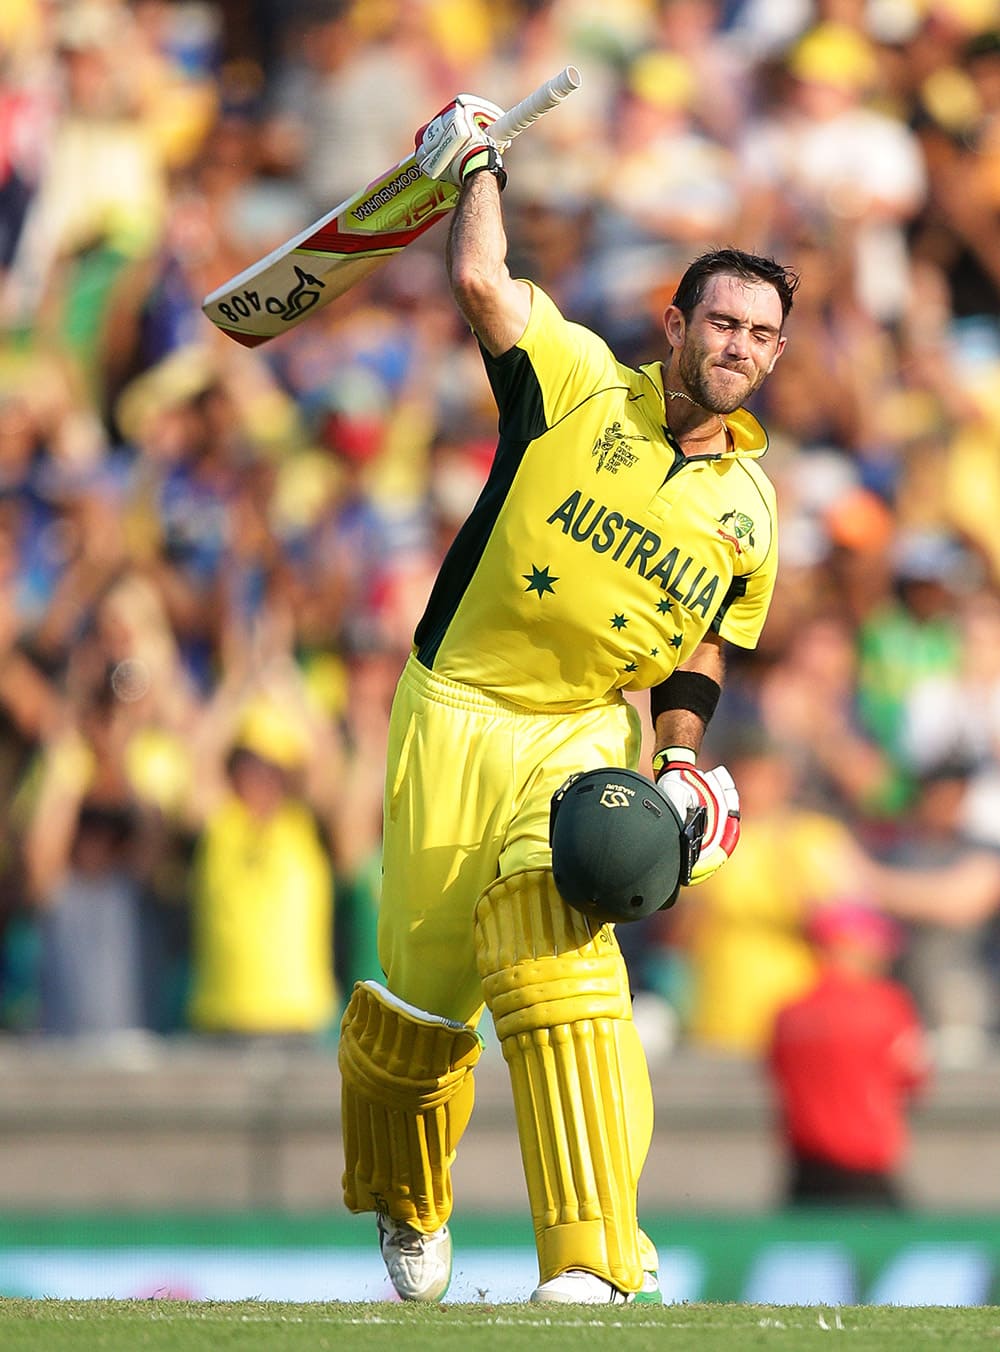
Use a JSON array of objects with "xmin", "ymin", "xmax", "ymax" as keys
[{"xmin": 377, "ymin": 653, "xmax": 642, "ymax": 1022}]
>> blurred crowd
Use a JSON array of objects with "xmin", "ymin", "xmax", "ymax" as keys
[{"xmin": 0, "ymin": 0, "xmax": 999, "ymax": 1077}]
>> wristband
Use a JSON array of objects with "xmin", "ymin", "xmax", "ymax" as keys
[
  {"xmin": 650, "ymin": 670, "xmax": 721, "ymax": 727},
  {"xmin": 652, "ymin": 746, "xmax": 696, "ymax": 779},
  {"xmin": 463, "ymin": 143, "xmax": 507, "ymax": 191}
]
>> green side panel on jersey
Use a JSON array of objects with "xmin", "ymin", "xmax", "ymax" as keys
[{"xmin": 414, "ymin": 347, "xmax": 546, "ymax": 667}]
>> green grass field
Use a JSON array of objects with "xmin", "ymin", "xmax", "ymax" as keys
[{"xmin": 1, "ymin": 1300, "xmax": 999, "ymax": 1352}]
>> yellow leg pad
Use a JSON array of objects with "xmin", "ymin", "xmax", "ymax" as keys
[
  {"xmin": 338, "ymin": 980, "xmax": 482, "ymax": 1232},
  {"xmin": 474, "ymin": 869, "xmax": 653, "ymax": 1291}
]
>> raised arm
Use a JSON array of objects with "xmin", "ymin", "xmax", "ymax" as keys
[
  {"xmin": 414, "ymin": 94, "xmax": 531, "ymax": 356},
  {"xmin": 446, "ymin": 171, "xmax": 531, "ymax": 357}
]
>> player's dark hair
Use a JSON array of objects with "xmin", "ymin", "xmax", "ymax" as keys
[{"xmin": 672, "ymin": 247, "xmax": 800, "ymax": 325}]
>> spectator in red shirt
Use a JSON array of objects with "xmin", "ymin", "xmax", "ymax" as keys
[{"xmin": 766, "ymin": 901, "xmax": 930, "ymax": 1208}]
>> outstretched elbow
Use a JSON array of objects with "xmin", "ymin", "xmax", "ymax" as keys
[
  {"xmin": 448, "ymin": 268, "xmax": 532, "ymax": 356},
  {"xmin": 449, "ymin": 258, "xmax": 503, "ymax": 314}
]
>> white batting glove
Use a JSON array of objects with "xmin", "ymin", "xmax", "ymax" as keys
[
  {"xmin": 655, "ymin": 752, "xmax": 741, "ymax": 885},
  {"xmin": 415, "ymin": 95, "xmax": 509, "ymax": 189}
]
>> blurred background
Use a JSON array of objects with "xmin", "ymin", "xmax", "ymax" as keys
[{"xmin": 1, "ymin": 0, "xmax": 1000, "ymax": 1305}]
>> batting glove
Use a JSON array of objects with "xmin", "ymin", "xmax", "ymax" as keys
[
  {"xmin": 415, "ymin": 95, "xmax": 509, "ymax": 190},
  {"xmin": 654, "ymin": 749, "xmax": 741, "ymax": 885}
]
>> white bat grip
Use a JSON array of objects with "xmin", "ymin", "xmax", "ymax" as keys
[{"xmin": 491, "ymin": 66, "xmax": 581, "ymax": 142}]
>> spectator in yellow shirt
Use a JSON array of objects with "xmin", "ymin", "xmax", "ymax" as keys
[{"xmin": 187, "ymin": 696, "xmax": 336, "ymax": 1043}]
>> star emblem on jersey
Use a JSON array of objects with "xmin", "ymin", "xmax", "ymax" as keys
[
  {"xmin": 624, "ymin": 661, "xmax": 638, "ymax": 673},
  {"xmin": 657, "ymin": 598, "xmax": 673, "ymax": 614},
  {"xmin": 523, "ymin": 564, "xmax": 558, "ymax": 596},
  {"xmin": 670, "ymin": 633, "xmax": 683, "ymax": 648},
  {"xmin": 592, "ymin": 421, "xmax": 647, "ymax": 474},
  {"xmin": 610, "ymin": 613, "xmax": 628, "ymax": 631},
  {"xmin": 717, "ymin": 509, "xmax": 755, "ymax": 555}
]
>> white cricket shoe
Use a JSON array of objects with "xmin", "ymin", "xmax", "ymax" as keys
[
  {"xmin": 530, "ymin": 1267, "xmax": 662, "ymax": 1305},
  {"xmin": 377, "ymin": 1216, "xmax": 452, "ymax": 1302}
]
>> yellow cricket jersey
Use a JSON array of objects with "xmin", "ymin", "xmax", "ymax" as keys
[
  {"xmin": 188, "ymin": 797, "xmax": 336, "ymax": 1034},
  {"xmin": 414, "ymin": 284, "xmax": 778, "ymax": 711}
]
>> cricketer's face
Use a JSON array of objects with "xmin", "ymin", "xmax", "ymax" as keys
[{"xmin": 668, "ymin": 273, "xmax": 786, "ymax": 414}]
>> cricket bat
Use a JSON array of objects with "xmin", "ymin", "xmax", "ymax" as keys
[{"xmin": 202, "ymin": 66, "xmax": 581, "ymax": 347}]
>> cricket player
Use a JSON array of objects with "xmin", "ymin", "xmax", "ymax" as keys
[{"xmin": 338, "ymin": 94, "xmax": 798, "ymax": 1304}]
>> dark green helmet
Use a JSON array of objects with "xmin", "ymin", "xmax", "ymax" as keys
[{"xmin": 549, "ymin": 767, "xmax": 694, "ymax": 925}]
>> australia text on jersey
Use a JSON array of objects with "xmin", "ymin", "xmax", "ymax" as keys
[{"xmin": 546, "ymin": 490, "xmax": 746, "ymax": 618}]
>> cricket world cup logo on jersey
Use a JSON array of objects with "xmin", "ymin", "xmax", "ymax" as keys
[
  {"xmin": 600, "ymin": 783, "xmax": 635, "ymax": 809},
  {"xmin": 592, "ymin": 422, "xmax": 647, "ymax": 473}
]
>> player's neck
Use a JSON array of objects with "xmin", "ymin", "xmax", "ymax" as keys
[{"xmin": 664, "ymin": 388, "xmax": 727, "ymax": 454}]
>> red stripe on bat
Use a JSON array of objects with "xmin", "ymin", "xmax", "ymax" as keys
[
  {"xmin": 221, "ymin": 328, "xmax": 270, "ymax": 348},
  {"xmin": 302, "ymin": 216, "xmax": 443, "ymax": 255}
]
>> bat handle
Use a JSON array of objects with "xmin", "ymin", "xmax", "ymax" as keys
[{"xmin": 491, "ymin": 66, "xmax": 582, "ymax": 142}]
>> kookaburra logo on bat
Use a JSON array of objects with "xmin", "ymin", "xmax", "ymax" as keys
[{"xmin": 265, "ymin": 265, "xmax": 327, "ymax": 320}]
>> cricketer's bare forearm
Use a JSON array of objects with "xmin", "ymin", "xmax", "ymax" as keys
[
  {"xmin": 655, "ymin": 707, "xmax": 711, "ymax": 759},
  {"xmin": 446, "ymin": 172, "xmax": 531, "ymax": 357},
  {"xmin": 653, "ymin": 634, "xmax": 726, "ymax": 759}
]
